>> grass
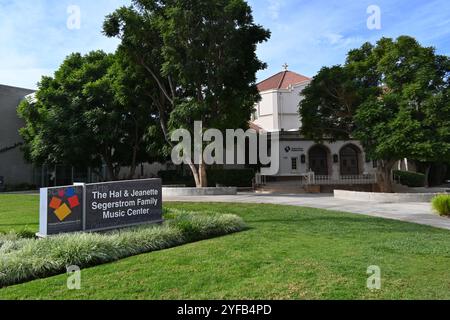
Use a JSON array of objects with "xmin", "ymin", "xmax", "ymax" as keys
[
  {"xmin": 0, "ymin": 195, "xmax": 450, "ymax": 299},
  {"xmin": 0, "ymin": 210, "xmax": 246, "ymax": 288},
  {"xmin": 0, "ymin": 195, "xmax": 38, "ymax": 234}
]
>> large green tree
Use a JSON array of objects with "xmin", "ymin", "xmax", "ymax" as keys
[
  {"xmin": 103, "ymin": 0, "xmax": 270, "ymax": 187},
  {"xmin": 18, "ymin": 51, "xmax": 162, "ymax": 181},
  {"xmin": 299, "ymin": 36, "xmax": 450, "ymax": 192}
]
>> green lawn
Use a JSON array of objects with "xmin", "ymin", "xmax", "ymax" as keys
[
  {"xmin": 0, "ymin": 194, "xmax": 39, "ymax": 234},
  {"xmin": 1, "ymin": 194, "xmax": 450, "ymax": 299}
]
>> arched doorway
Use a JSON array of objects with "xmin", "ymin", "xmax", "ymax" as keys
[
  {"xmin": 309, "ymin": 145, "xmax": 329, "ymax": 176},
  {"xmin": 340, "ymin": 145, "xmax": 360, "ymax": 175}
]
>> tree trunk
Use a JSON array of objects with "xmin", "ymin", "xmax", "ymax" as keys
[
  {"xmin": 106, "ymin": 161, "xmax": 118, "ymax": 181},
  {"xmin": 424, "ymin": 164, "xmax": 432, "ymax": 188},
  {"xmin": 187, "ymin": 162, "xmax": 201, "ymax": 188},
  {"xmin": 127, "ymin": 142, "xmax": 139, "ymax": 180},
  {"xmin": 199, "ymin": 163, "xmax": 208, "ymax": 188},
  {"xmin": 377, "ymin": 160, "xmax": 396, "ymax": 193}
]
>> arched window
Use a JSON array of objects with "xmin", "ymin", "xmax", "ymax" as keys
[
  {"xmin": 340, "ymin": 145, "xmax": 360, "ymax": 175},
  {"xmin": 309, "ymin": 145, "xmax": 329, "ymax": 176}
]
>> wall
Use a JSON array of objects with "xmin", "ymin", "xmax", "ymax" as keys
[
  {"xmin": 277, "ymin": 138, "xmax": 377, "ymax": 177},
  {"xmin": 252, "ymin": 81, "xmax": 310, "ymax": 132},
  {"xmin": 253, "ymin": 90, "xmax": 277, "ymax": 131},
  {"xmin": 0, "ymin": 85, "xmax": 35, "ymax": 186},
  {"xmin": 334, "ymin": 190, "xmax": 445, "ymax": 203},
  {"xmin": 278, "ymin": 82, "xmax": 309, "ymax": 130}
]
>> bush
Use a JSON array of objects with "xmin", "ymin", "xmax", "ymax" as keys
[
  {"xmin": 207, "ymin": 169, "xmax": 255, "ymax": 187},
  {"xmin": 393, "ymin": 170, "xmax": 426, "ymax": 188},
  {"xmin": 2, "ymin": 183, "xmax": 37, "ymax": 192},
  {"xmin": 158, "ymin": 169, "xmax": 255, "ymax": 187},
  {"xmin": 158, "ymin": 170, "xmax": 195, "ymax": 186},
  {"xmin": 432, "ymin": 195, "xmax": 450, "ymax": 217},
  {"xmin": 0, "ymin": 210, "xmax": 246, "ymax": 288}
]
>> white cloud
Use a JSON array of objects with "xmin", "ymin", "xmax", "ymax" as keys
[{"xmin": 267, "ymin": 0, "xmax": 283, "ymax": 20}]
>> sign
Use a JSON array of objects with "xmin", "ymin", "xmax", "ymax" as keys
[
  {"xmin": 38, "ymin": 179, "xmax": 163, "ymax": 237},
  {"xmin": 39, "ymin": 186, "xmax": 83, "ymax": 236},
  {"xmin": 285, "ymin": 146, "xmax": 304, "ymax": 153},
  {"xmin": 85, "ymin": 179, "xmax": 162, "ymax": 232}
]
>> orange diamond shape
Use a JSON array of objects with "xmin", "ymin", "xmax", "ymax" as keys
[
  {"xmin": 54, "ymin": 203, "xmax": 72, "ymax": 221},
  {"xmin": 49, "ymin": 197, "xmax": 62, "ymax": 210}
]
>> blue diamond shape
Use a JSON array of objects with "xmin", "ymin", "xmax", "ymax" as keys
[{"xmin": 65, "ymin": 187, "xmax": 76, "ymax": 197}]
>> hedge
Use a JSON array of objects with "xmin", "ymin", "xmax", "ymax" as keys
[
  {"xmin": 393, "ymin": 170, "xmax": 426, "ymax": 188},
  {"xmin": 159, "ymin": 169, "xmax": 255, "ymax": 187},
  {"xmin": 0, "ymin": 210, "xmax": 247, "ymax": 288}
]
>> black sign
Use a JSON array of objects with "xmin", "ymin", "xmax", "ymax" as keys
[
  {"xmin": 39, "ymin": 179, "xmax": 163, "ymax": 237},
  {"xmin": 42, "ymin": 186, "xmax": 83, "ymax": 235},
  {"xmin": 85, "ymin": 179, "xmax": 163, "ymax": 232}
]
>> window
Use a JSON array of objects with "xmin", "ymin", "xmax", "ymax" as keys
[{"xmin": 291, "ymin": 158, "xmax": 298, "ymax": 171}]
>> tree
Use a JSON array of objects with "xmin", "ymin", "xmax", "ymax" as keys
[
  {"xmin": 299, "ymin": 36, "xmax": 450, "ymax": 192},
  {"xmin": 18, "ymin": 51, "xmax": 162, "ymax": 181},
  {"xmin": 103, "ymin": 0, "xmax": 270, "ymax": 187}
]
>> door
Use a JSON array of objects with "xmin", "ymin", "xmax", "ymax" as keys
[
  {"xmin": 340, "ymin": 145, "xmax": 359, "ymax": 175},
  {"xmin": 309, "ymin": 145, "xmax": 329, "ymax": 176}
]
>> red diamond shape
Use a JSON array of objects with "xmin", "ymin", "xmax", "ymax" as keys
[
  {"xmin": 58, "ymin": 190, "xmax": 65, "ymax": 198},
  {"xmin": 49, "ymin": 197, "xmax": 62, "ymax": 210},
  {"xmin": 68, "ymin": 196, "xmax": 80, "ymax": 209}
]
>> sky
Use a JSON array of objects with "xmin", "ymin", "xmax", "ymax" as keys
[{"xmin": 1, "ymin": 0, "xmax": 450, "ymax": 89}]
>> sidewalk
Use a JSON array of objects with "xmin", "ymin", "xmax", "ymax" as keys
[{"xmin": 164, "ymin": 193, "xmax": 450, "ymax": 231}]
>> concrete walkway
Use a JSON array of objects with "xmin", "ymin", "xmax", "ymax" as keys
[{"xmin": 164, "ymin": 193, "xmax": 450, "ymax": 231}]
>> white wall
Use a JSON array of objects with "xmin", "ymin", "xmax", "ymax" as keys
[
  {"xmin": 253, "ymin": 90, "xmax": 278, "ymax": 131},
  {"xmin": 278, "ymin": 82, "xmax": 308, "ymax": 130},
  {"xmin": 252, "ymin": 81, "xmax": 309, "ymax": 132}
]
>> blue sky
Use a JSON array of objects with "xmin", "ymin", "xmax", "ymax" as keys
[{"xmin": 1, "ymin": 0, "xmax": 450, "ymax": 89}]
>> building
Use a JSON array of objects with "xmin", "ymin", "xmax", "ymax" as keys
[
  {"xmin": 0, "ymin": 84, "xmax": 35, "ymax": 187},
  {"xmin": 252, "ymin": 67, "xmax": 377, "ymax": 188}
]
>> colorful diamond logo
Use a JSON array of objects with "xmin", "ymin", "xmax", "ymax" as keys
[
  {"xmin": 49, "ymin": 197, "xmax": 62, "ymax": 210},
  {"xmin": 68, "ymin": 195, "xmax": 80, "ymax": 209},
  {"xmin": 54, "ymin": 203, "xmax": 72, "ymax": 221},
  {"xmin": 49, "ymin": 188, "xmax": 80, "ymax": 222}
]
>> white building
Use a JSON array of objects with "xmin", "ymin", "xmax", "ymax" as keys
[{"xmin": 252, "ymin": 68, "xmax": 377, "ymax": 186}]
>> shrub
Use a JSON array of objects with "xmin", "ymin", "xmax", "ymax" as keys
[
  {"xmin": 432, "ymin": 195, "xmax": 450, "ymax": 217},
  {"xmin": 158, "ymin": 170, "xmax": 196, "ymax": 186},
  {"xmin": 0, "ymin": 210, "xmax": 246, "ymax": 288},
  {"xmin": 158, "ymin": 169, "xmax": 255, "ymax": 187},
  {"xmin": 393, "ymin": 170, "xmax": 426, "ymax": 188},
  {"xmin": 4, "ymin": 183, "xmax": 37, "ymax": 192},
  {"xmin": 208, "ymin": 169, "xmax": 255, "ymax": 187}
]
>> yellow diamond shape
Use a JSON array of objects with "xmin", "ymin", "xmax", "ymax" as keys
[{"xmin": 54, "ymin": 203, "xmax": 72, "ymax": 221}]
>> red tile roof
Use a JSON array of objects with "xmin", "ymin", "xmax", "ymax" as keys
[{"xmin": 257, "ymin": 70, "xmax": 310, "ymax": 92}]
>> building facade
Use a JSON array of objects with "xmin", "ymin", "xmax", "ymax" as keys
[
  {"xmin": 0, "ymin": 85, "xmax": 35, "ymax": 187},
  {"xmin": 252, "ymin": 69, "xmax": 377, "ymax": 184}
]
